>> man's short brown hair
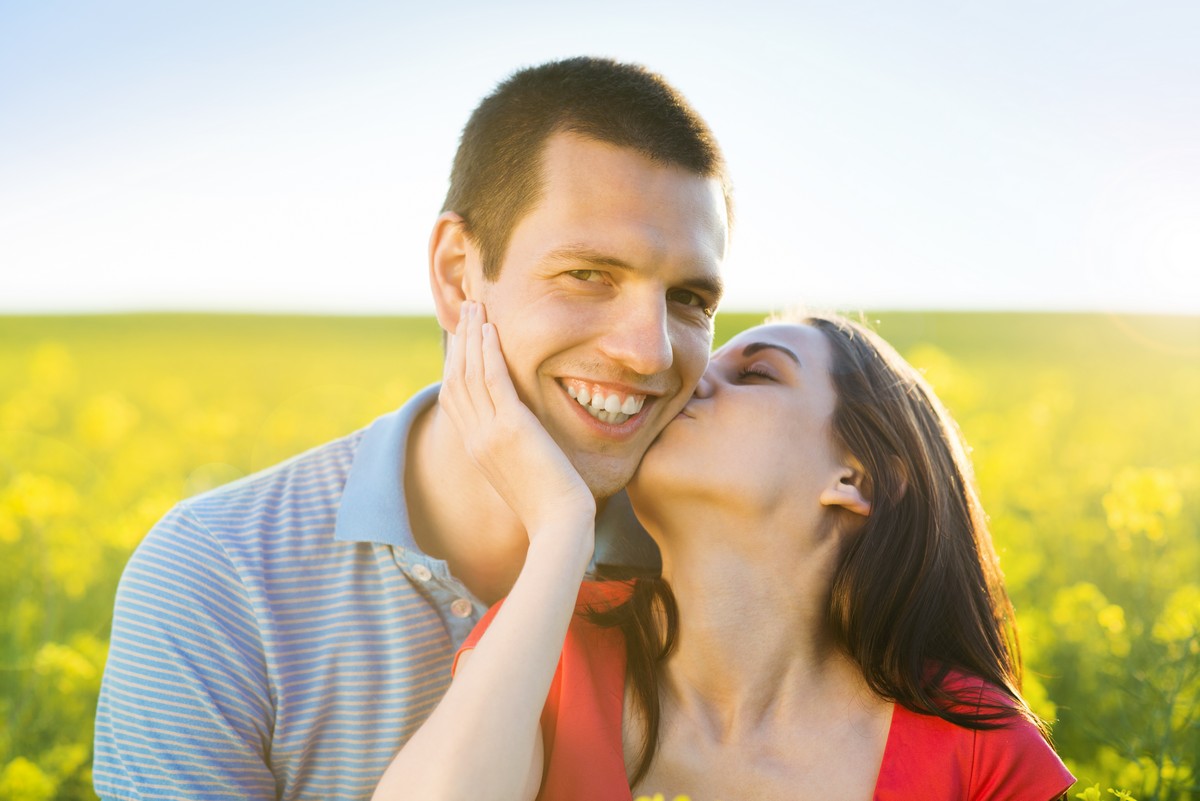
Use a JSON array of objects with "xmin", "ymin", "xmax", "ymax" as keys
[{"xmin": 442, "ymin": 56, "xmax": 733, "ymax": 279}]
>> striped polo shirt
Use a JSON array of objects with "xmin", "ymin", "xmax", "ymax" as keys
[
  {"xmin": 94, "ymin": 382, "xmax": 658, "ymax": 800},
  {"xmin": 94, "ymin": 384, "xmax": 488, "ymax": 800}
]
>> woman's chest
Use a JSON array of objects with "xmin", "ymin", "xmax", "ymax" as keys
[{"xmin": 628, "ymin": 710, "xmax": 892, "ymax": 801}]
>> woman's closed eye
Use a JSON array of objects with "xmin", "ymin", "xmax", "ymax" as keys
[{"xmin": 737, "ymin": 364, "xmax": 777, "ymax": 382}]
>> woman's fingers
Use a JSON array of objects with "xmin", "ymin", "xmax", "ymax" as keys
[
  {"xmin": 462, "ymin": 302, "xmax": 496, "ymax": 420},
  {"xmin": 440, "ymin": 302, "xmax": 478, "ymax": 430},
  {"xmin": 440, "ymin": 302, "xmax": 595, "ymax": 535},
  {"xmin": 447, "ymin": 302, "xmax": 553, "ymax": 471},
  {"xmin": 481, "ymin": 321, "xmax": 522, "ymax": 415},
  {"xmin": 438, "ymin": 304, "xmax": 464, "ymax": 417}
]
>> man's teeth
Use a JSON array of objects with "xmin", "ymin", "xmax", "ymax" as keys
[{"xmin": 565, "ymin": 384, "xmax": 646, "ymax": 424}]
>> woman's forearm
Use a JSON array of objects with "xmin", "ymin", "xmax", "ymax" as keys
[{"xmin": 372, "ymin": 524, "xmax": 593, "ymax": 801}]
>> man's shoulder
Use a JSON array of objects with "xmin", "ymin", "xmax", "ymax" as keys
[
  {"xmin": 151, "ymin": 426, "xmax": 369, "ymax": 551},
  {"xmin": 196, "ymin": 428, "xmax": 364, "ymax": 506}
]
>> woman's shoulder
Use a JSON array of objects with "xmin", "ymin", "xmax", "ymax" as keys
[
  {"xmin": 881, "ymin": 670, "xmax": 1075, "ymax": 800},
  {"xmin": 923, "ymin": 668, "xmax": 1025, "ymax": 722}
]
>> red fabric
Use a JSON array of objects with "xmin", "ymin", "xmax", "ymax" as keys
[
  {"xmin": 456, "ymin": 582, "xmax": 1075, "ymax": 801},
  {"xmin": 456, "ymin": 581, "xmax": 634, "ymax": 801},
  {"xmin": 873, "ymin": 674, "xmax": 1076, "ymax": 800}
]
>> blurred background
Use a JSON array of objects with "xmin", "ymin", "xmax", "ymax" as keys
[
  {"xmin": 1, "ymin": 2, "xmax": 1198, "ymax": 799},
  {"xmin": 3, "ymin": 0, "xmax": 1199, "ymax": 315}
]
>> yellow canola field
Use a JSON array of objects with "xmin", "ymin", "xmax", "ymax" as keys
[{"xmin": 1, "ymin": 312, "xmax": 1197, "ymax": 801}]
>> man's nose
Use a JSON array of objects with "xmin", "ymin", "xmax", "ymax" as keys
[{"xmin": 597, "ymin": 294, "xmax": 673, "ymax": 376}]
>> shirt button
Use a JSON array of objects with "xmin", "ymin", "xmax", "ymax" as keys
[
  {"xmin": 450, "ymin": 598, "xmax": 474, "ymax": 618},
  {"xmin": 411, "ymin": 564, "xmax": 433, "ymax": 582}
]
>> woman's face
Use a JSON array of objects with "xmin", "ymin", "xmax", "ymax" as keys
[{"xmin": 629, "ymin": 322, "xmax": 852, "ymax": 527}]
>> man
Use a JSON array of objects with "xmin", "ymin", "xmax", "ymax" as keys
[{"xmin": 94, "ymin": 56, "xmax": 732, "ymax": 800}]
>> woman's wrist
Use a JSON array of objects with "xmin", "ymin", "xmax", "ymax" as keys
[{"xmin": 524, "ymin": 516, "xmax": 595, "ymax": 574}]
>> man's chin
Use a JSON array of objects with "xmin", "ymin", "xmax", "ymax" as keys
[{"xmin": 571, "ymin": 455, "xmax": 640, "ymax": 503}]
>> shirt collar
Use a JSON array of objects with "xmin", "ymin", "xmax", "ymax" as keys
[{"xmin": 334, "ymin": 383, "xmax": 439, "ymax": 549}]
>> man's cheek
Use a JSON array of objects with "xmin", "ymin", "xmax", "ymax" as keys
[{"xmin": 501, "ymin": 350, "xmax": 547, "ymax": 414}]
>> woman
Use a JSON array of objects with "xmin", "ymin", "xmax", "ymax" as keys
[{"xmin": 374, "ymin": 302, "xmax": 1074, "ymax": 800}]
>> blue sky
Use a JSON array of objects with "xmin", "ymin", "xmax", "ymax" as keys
[{"xmin": 2, "ymin": 1, "xmax": 1197, "ymax": 314}]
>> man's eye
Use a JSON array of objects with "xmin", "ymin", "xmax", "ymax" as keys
[
  {"xmin": 568, "ymin": 270, "xmax": 604, "ymax": 282},
  {"xmin": 667, "ymin": 289, "xmax": 715, "ymax": 318}
]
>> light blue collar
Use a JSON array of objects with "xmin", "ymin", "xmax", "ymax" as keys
[{"xmin": 334, "ymin": 383, "xmax": 439, "ymax": 549}]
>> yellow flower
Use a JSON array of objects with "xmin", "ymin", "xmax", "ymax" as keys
[
  {"xmin": 33, "ymin": 642, "xmax": 98, "ymax": 697},
  {"xmin": 1152, "ymin": 584, "xmax": 1200, "ymax": 643},
  {"xmin": 0, "ymin": 757, "xmax": 57, "ymax": 801},
  {"xmin": 76, "ymin": 392, "xmax": 140, "ymax": 449},
  {"xmin": 28, "ymin": 342, "xmax": 76, "ymax": 395},
  {"xmin": 2, "ymin": 473, "xmax": 79, "ymax": 525},
  {"xmin": 1102, "ymin": 467, "xmax": 1183, "ymax": 542}
]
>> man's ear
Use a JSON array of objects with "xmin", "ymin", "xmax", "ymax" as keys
[
  {"xmin": 429, "ymin": 212, "xmax": 479, "ymax": 333},
  {"xmin": 819, "ymin": 466, "xmax": 872, "ymax": 518}
]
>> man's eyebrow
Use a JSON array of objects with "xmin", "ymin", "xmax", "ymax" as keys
[
  {"xmin": 686, "ymin": 274, "xmax": 724, "ymax": 305},
  {"xmin": 741, "ymin": 341, "xmax": 801, "ymax": 365},
  {"xmin": 542, "ymin": 245, "xmax": 725, "ymax": 302},
  {"xmin": 541, "ymin": 245, "xmax": 633, "ymax": 271}
]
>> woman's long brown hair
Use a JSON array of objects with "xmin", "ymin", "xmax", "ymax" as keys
[{"xmin": 591, "ymin": 313, "xmax": 1044, "ymax": 787}]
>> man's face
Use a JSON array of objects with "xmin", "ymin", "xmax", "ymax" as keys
[{"xmin": 474, "ymin": 132, "xmax": 728, "ymax": 499}]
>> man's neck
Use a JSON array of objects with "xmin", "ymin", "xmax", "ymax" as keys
[{"xmin": 403, "ymin": 401, "xmax": 533, "ymax": 604}]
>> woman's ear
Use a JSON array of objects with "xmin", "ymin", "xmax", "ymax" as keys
[
  {"xmin": 820, "ymin": 467, "xmax": 872, "ymax": 518},
  {"xmin": 429, "ymin": 212, "xmax": 478, "ymax": 333}
]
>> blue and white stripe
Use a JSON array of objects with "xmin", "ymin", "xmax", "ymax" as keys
[{"xmin": 94, "ymin": 384, "xmax": 488, "ymax": 800}]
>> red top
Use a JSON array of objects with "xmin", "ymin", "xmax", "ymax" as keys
[{"xmin": 455, "ymin": 582, "xmax": 1075, "ymax": 801}]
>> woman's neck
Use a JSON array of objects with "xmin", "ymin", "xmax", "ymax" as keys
[
  {"xmin": 631, "ymin": 514, "xmax": 894, "ymax": 801},
  {"xmin": 654, "ymin": 518, "xmax": 864, "ymax": 742}
]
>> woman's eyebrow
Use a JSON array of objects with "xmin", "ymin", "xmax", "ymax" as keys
[{"xmin": 740, "ymin": 341, "xmax": 801, "ymax": 366}]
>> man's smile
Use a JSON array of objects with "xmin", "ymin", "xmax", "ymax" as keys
[{"xmin": 559, "ymin": 378, "xmax": 653, "ymax": 426}]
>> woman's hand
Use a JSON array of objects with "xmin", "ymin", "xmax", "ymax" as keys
[
  {"xmin": 440, "ymin": 301, "xmax": 597, "ymax": 539},
  {"xmin": 375, "ymin": 301, "xmax": 593, "ymax": 801}
]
